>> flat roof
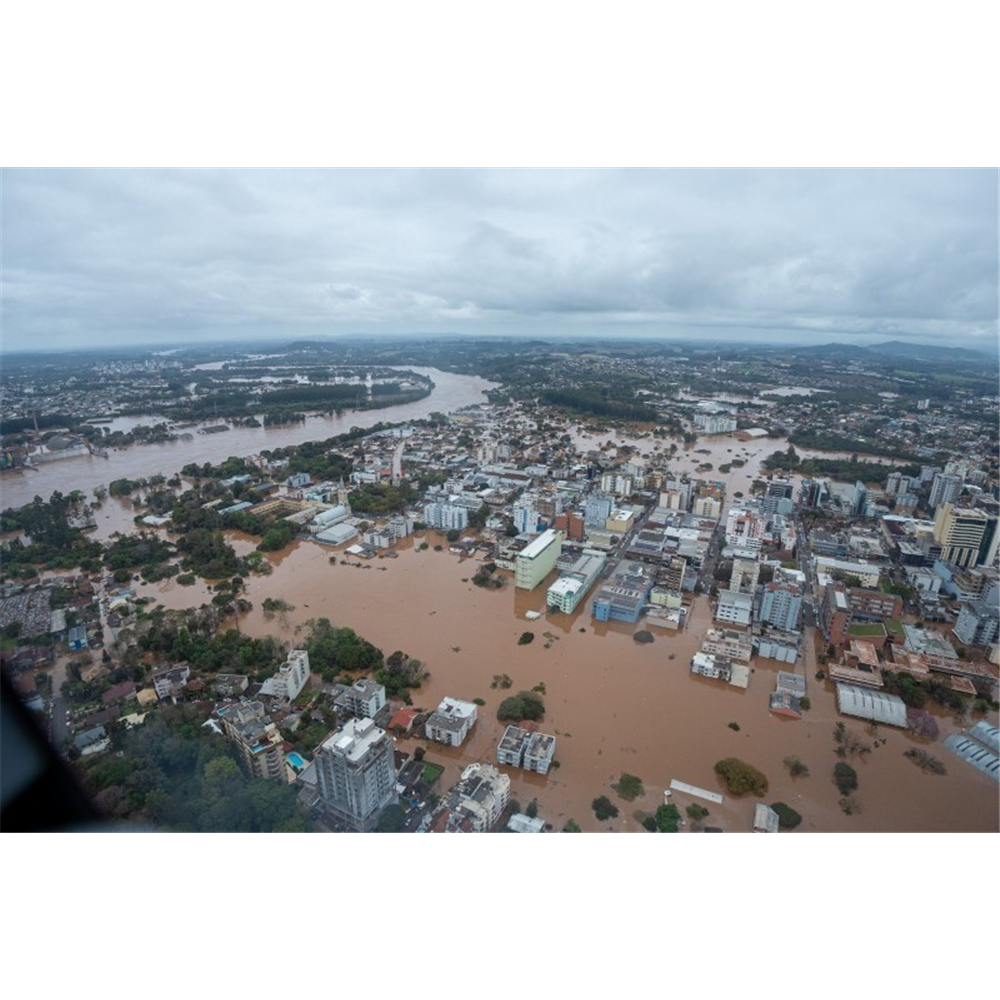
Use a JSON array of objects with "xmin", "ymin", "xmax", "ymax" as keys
[{"xmin": 518, "ymin": 529, "xmax": 561, "ymax": 561}]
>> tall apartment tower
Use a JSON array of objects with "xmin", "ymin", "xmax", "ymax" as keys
[
  {"xmin": 730, "ymin": 555, "xmax": 760, "ymax": 595},
  {"xmin": 929, "ymin": 473, "xmax": 963, "ymax": 510},
  {"xmin": 220, "ymin": 701, "xmax": 288, "ymax": 782},
  {"xmin": 315, "ymin": 717, "xmax": 397, "ymax": 831},
  {"xmin": 585, "ymin": 493, "xmax": 613, "ymax": 528}
]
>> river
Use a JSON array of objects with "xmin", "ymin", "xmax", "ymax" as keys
[
  {"xmin": 0, "ymin": 368, "xmax": 496, "ymax": 511},
  {"xmin": 132, "ymin": 529, "xmax": 998, "ymax": 833}
]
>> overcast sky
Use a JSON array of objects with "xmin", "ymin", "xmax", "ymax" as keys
[{"xmin": 2, "ymin": 168, "xmax": 997, "ymax": 351}]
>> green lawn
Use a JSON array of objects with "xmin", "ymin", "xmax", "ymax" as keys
[
  {"xmin": 848, "ymin": 622, "xmax": 887, "ymax": 637},
  {"xmin": 422, "ymin": 762, "xmax": 445, "ymax": 785}
]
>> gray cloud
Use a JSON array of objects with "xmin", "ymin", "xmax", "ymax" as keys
[{"xmin": 2, "ymin": 168, "xmax": 996, "ymax": 349}]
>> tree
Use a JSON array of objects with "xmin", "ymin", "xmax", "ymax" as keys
[
  {"xmin": 497, "ymin": 690, "xmax": 545, "ymax": 722},
  {"xmin": 445, "ymin": 528, "xmax": 460, "ymax": 543},
  {"xmin": 833, "ymin": 762, "xmax": 858, "ymax": 795},
  {"xmin": 770, "ymin": 802, "xmax": 803, "ymax": 829},
  {"xmin": 613, "ymin": 773, "xmax": 645, "ymax": 801},
  {"xmin": 783, "ymin": 755, "xmax": 809, "ymax": 778},
  {"xmin": 686, "ymin": 803, "xmax": 709, "ymax": 821},
  {"xmin": 655, "ymin": 803, "xmax": 681, "ymax": 832},
  {"xmin": 376, "ymin": 804, "xmax": 407, "ymax": 832},
  {"xmin": 592, "ymin": 796, "xmax": 619, "ymax": 821},
  {"xmin": 714, "ymin": 758, "xmax": 769, "ymax": 796},
  {"xmin": 563, "ymin": 819, "xmax": 582, "ymax": 832}
]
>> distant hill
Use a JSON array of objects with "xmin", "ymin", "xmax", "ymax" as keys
[{"xmin": 867, "ymin": 340, "xmax": 998, "ymax": 361}]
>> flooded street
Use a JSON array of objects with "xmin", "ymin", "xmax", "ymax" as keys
[
  {"xmin": 139, "ymin": 532, "xmax": 998, "ymax": 833},
  {"xmin": 0, "ymin": 368, "xmax": 496, "ymax": 510}
]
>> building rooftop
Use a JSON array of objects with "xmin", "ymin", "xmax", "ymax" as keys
[
  {"xmin": 322, "ymin": 717, "xmax": 388, "ymax": 763},
  {"xmin": 518, "ymin": 529, "xmax": 561, "ymax": 560},
  {"xmin": 836, "ymin": 683, "xmax": 908, "ymax": 727}
]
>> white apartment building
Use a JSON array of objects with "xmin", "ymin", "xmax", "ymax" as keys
[
  {"xmin": 339, "ymin": 678, "xmax": 387, "ymax": 720},
  {"xmin": 259, "ymin": 649, "xmax": 310, "ymax": 703},
  {"xmin": 694, "ymin": 413, "xmax": 738, "ymax": 435},
  {"xmin": 513, "ymin": 500, "xmax": 540, "ymax": 535},
  {"xmin": 725, "ymin": 509, "xmax": 765, "ymax": 549},
  {"xmin": 425, "ymin": 697, "xmax": 478, "ymax": 746},
  {"xmin": 515, "ymin": 529, "xmax": 563, "ymax": 591},
  {"xmin": 442, "ymin": 763, "xmax": 510, "ymax": 832},
  {"xmin": 315, "ymin": 717, "xmax": 397, "ymax": 832},
  {"xmin": 715, "ymin": 589, "xmax": 754, "ymax": 627},
  {"xmin": 701, "ymin": 627, "xmax": 753, "ymax": 663},
  {"xmin": 424, "ymin": 502, "xmax": 470, "ymax": 531},
  {"xmin": 496, "ymin": 725, "xmax": 557, "ymax": 774},
  {"xmin": 600, "ymin": 472, "xmax": 635, "ymax": 498},
  {"xmin": 691, "ymin": 652, "xmax": 734, "ymax": 681},
  {"xmin": 693, "ymin": 495, "xmax": 722, "ymax": 519}
]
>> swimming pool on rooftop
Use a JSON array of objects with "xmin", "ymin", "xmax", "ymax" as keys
[{"xmin": 287, "ymin": 752, "xmax": 306, "ymax": 769}]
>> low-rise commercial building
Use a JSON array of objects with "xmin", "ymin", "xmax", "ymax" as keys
[
  {"xmin": 546, "ymin": 548, "xmax": 607, "ymax": 614},
  {"xmin": 592, "ymin": 568, "xmax": 653, "ymax": 623}
]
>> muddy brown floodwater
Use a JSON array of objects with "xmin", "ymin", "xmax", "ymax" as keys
[{"xmin": 140, "ymin": 532, "xmax": 999, "ymax": 833}]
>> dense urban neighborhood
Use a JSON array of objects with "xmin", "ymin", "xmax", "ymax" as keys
[{"xmin": 2, "ymin": 337, "xmax": 998, "ymax": 832}]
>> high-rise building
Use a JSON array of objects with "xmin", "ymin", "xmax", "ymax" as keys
[
  {"xmin": 600, "ymin": 473, "xmax": 634, "ymax": 497},
  {"xmin": 726, "ymin": 509, "xmax": 765, "ymax": 550},
  {"xmin": 513, "ymin": 500, "xmax": 540, "ymax": 535},
  {"xmin": 554, "ymin": 510, "xmax": 585, "ymax": 542},
  {"xmin": 259, "ymin": 649, "xmax": 310, "ymax": 703},
  {"xmin": 953, "ymin": 600, "xmax": 1000, "ymax": 646},
  {"xmin": 933, "ymin": 503, "xmax": 991, "ymax": 569},
  {"xmin": 851, "ymin": 481, "xmax": 870, "ymax": 517},
  {"xmin": 886, "ymin": 471, "xmax": 906, "ymax": 496},
  {"xmin": 929, "ymin": 473, "xmax": 963, "ymax": 510},
  {"xmin": 730, "ymin": 556, "xmax": 760, "ymax": 595},
  {"xmin": 315, "ymin": 717, "xmax": 397, "ymax": 832},
  {"xmin": 424, "ymin": 502, "xmax": 470, "ymax": 531},
  {"xmin": 219, "ymin": 700, "xmax": 289, "ymax": 782},
  {"xmin": 585, "ymin": 492, "xmax": 613, "ymax": 527},
  {"xmin": 759, "ymin": 582, "xmax": 803, "ymax": 632},
  {"xmin": 514, "ymin": 529, "xmax": 564, "ymax": 590}
]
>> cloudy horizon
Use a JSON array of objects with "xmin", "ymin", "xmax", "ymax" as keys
[{"xmin": 2, "ymin": 168, "xmax": 997, "ymax": 352}]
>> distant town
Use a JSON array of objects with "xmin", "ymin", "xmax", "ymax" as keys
[{"xmin": 2, "ymin": 336, "xmax": 998, "ymax": 832}]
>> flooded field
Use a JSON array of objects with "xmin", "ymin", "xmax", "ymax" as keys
[
  {"xmin": 0, "ymin": 367, "xmax": 496, "ymax": 510},
  {"xmin": 139, "ymin": 532, "xmax": 999, "ymax": 833}
]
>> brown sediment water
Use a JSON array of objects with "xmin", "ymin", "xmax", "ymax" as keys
[
  {"xmin": 567, "ymin": 428, "xmax": 909, "ymax": 507},
  {"xmin": 138, "ymin": 531, "xmax": 999, "ymax": 833},
  {"xmin": 0, "ymin": 368, "xmax": 496, "ymax": 511}
]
